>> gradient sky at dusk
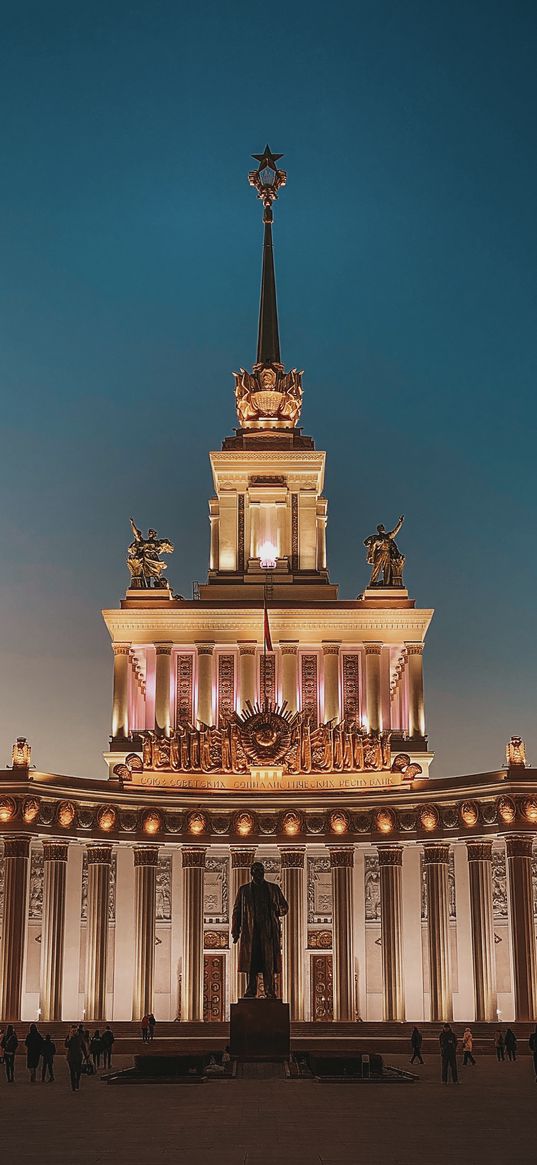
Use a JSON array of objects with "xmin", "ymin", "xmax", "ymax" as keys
[{"xmin": 1, "ymin": 1, "xmax": 536, "ymax": 779}]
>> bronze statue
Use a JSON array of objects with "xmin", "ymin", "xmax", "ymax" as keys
[
  {"xmin": 231, "ymin": 861, "xmax": 288, "ymax": 998},
  {"xmin": 364, "ymin": 515, "xmax": 405, "ymax": 587},
  {"xmin": 127, "ymin": 519, "xmax": 174, "ymax": 588}
]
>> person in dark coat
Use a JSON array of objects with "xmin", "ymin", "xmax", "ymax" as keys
[
  {"xmin": 439, "ymin": 1023, "xmax": 458, "ymax": 1083},
  {"xmin": 25, "ymin": 1023, "xmax": 43, "ymax": 1083},
  {"xmin": 41, "ymin": 1034, "xmax": 56, "ymax": 1082},
  {"xmin": 231, "ymin": 861, "xmax": 288, "ymax": 998},
  {"xmin": 65, "ymin": 1026, "xmax": 86, "ymax": 1092},
  {"xmin": 1, "ymin": 1026, "xmax": 18, "ymax": 1083},
  {"xmin": 495, "ymin": 1029, "xmax": 505, "ymax": 1061},
  {"xmin": 90, "ymin": 1030, "xmax": 102, "ymax": 1069},
  {"xmin": 410, "ymin": 1026, "xmax": 424, "ymax": 1064},
  {"xmin": 101, "ymin": 1025, "xmax": 115, "ymax": 1069},
  {"xmin": 529, "ymin": 1026, "xmax": 537, "ymax": 1080},
  {"xmin": 505, "ymin": 1028, "xmax": 517, "ymax": 1061},
  {"xmin": 148, "ymin": 1014, "xmax": 156, "ymax": 1041}
]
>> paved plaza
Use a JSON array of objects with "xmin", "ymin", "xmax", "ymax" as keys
[{"xmin": 1, "ymin": 1052, "xmax": 535, "ymax": 1165}]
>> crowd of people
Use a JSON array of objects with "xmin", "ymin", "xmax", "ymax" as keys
[
  {"xmin": 0, "ymin": 1023, "xmax": 115, "ymax": 1088},
  {"xmin": 409, "ymin": 1024, "xmax": 537, "ymax": 1082}
]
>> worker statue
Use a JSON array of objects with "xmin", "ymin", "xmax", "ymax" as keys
[{"xmin": 231, "ymin": 861, "xmax": 288, "ymax": 999}]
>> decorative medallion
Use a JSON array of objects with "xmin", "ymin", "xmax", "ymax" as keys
[
  {"xmin": 306, "ymin": 815, "xmax": 326, "ymax": 834},
  {"xmin": 97, "ymin": 805, "xmax": 117, "ymax": 833},
  {"xmin": 233, "ymin": 812, "xmax": 255, "ymax": 837},
  {"xmin": 259, "ymin": 814, "xmax": 278, "ymax": 835},
  {"xmin": 0, "ymin": 796, "xmax": 16, "ymax": 823},
  {"xmin": 481, "ymin": 802, "xmax": 497, "ymax": 826},
  {"xmin": 78, "ymin": 807, "xmax": 95, "ymax": 830},
  {"xmin": 353, "ymin": 812, "xmax": 372, "ymax": 834},
  {"xmin": 420, "ymin": 805, "xmax": 439, "ymax": 832},
  {"xmin": 308, "ymin": 929, "xmax": 332, "ymax": 949},
  {"xmin": 460, "ymin": 800, "xmax": 479, "ymax": 827},
  {"xmin": 375, "ymin": 808, "xmax": 396, "ymax": 835},
  {"xmin": 399, "ymin": 810, "xmax": 417, "ymax": 832},
  {"xmin": 120, "ymin": 809, "xmax": 138, "ymax": 832},
  {"xmin": 330, "ymin": 811, "xmax": 350, "ymax": 836},
  {"xmin": 57, "ymin": 801, "xmax": 76, "ymax": 828},
  {"xmin": 211, "ymin": 814, "xmax": 231, "ymax": 835},
  {"xmin": 236, "ymin": 702, "xmax": 293, "ymax": 766},
  {"xmin": 38, "ymin": 802, "xmax": 55, "ymax": 826},
  {"xmin": 441, "ymin": 807, "xmax": 458, "ymax": 830},
  {"xmin": 22, "ymin": 797, "xmax": 40, "ymax": 824},
  {"xmin": 187, "ymin": 810, "xmax": 207, "ymax": 836},
  {"xmin": 165, "ymin": 812, "xmax": 184, "ymax": 834},
  {"xmin": 204, "ymin": 930, "xmax": 228, "ymax": 950},
  {"xmin": 523, "ymin": 796, "xmax": 537, "ymax": 824},
  {"xmin": 281, "ymin": 811, "xmax": 302, "ymax": 837},
  {"xmin": 497, "ymin": 796, "xmax": 516, "ymax": 824},
  {"xmin": 143, "ymin": 810, "xmax": 162, "ymax": 836}
]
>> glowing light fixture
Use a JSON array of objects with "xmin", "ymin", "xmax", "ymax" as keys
[
  {"xmin": 143, "ymin": 810, "xmax": 161, "ymax": 835},
  {"xmin": 282, "ymin": 811, "xmax": 301, "ymax": 836},
  {"xmin": 0, "ymin": 797, "xmax": 16, "ymax": 823},
  {"xmin": 259, "ymin": 540, "xmax": 277, "ymax": 570},
  {"xmin": 235, "ymin": 812, "xmax": 254, "ymax": 837},
  {"xmin": 188, "ymin": 811, "xmax": 206, "ymax": 836},
  {"xmin": 330, "ymin": 811, "xmax": 349, "ymax": 836},
  {"xmin": 498, "ymin": 796, "xmax": 516, "ymax": 824}
]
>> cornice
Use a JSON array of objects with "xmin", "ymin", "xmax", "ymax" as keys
[{"xmin": 102, "ymin": 607, "xmax": 434, "ymax": 641}]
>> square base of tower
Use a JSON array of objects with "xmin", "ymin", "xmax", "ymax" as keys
[{"xmin": 230, "ymin": 998, "xmax": 290, "ymax": 1061}]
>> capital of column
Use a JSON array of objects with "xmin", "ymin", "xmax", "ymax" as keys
[
  {"xmin": 405, "ymin": 643, "xmax": 424, "ymax": 657},
  {"xmin": 231, "ymin": 848, "xmax": 256, "ymax": 869},
  {"xmin": 238, "ymin": 642, "xmax": 256, "ymax": 656},
  {"xmin": 196, "ymin": 642, "xmax": 215, "ymax": 656},
  {"xmin": 4, "ymin": 836, "xmax": 31, "ymax": 859},
  {"xmin": 112, "ymin": 642, "xmax": 130, "ymax": 657},
  {"xmin": 280, "ymin": 848, "xmax": 305, "ymax": 869},
  {"xmin": 328, "ymin": 846, "xmax": 354, "ymax": 869},
  {"xmin": 43, "ymin": 841, "xmax": 69, "ymax": 863},
  {"xmin": 154, "ymin": 641, "xmax": 173, "ymax": 657},
  {"xmin": 182, "ymin": 847, "xmax": 207, "ymax": 869},
  {"xmin": 364, "ymin": 642, "xmax": 382, "ymax": 656},
  {"xmin": 505, "ymin": 835, "xmax": 534, "ymax": 860},
  {"xmin": 280, "ymin": 641, "xmax": 298, "ymax": 656},
  {"xmin": 87, "ymin": 845, "xmax": 113, "ymax": 866},
  {"xmin": 322, "ymin": 641, "xmax": 341, "ymax": 656},
  {"xmin": 467, "ymin": 840, "xmax": 493, "ymax": 863},
  {"xmin": 377, "ymin": 845, "xmax": 403, "ymax": 867},
  {"xmin": 133, "ymin": 846, "xmax": 159, "ymax": 868},
  {"xmin": 423, "ymin": 843, "xmax": 450, "ymax": 865}
]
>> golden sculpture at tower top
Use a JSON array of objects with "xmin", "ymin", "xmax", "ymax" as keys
[
  {"xmin": 127, "ymin": 519, "xmax": 174, "ymax": 588},
  {"xmin": 234, "ymin": 147, "xmax": 303, "ymax": 431},
  {"xmin": 364, "ymin": 515, "xmax": 405, "ymax": 587}
]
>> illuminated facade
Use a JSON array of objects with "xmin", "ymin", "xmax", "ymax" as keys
[{"xmin": 1, "ymin": 152, "xmax": 537, "ymax": 1027}]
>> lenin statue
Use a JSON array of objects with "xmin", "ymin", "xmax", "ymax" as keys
[{"xmin": 231, "ymin": 861, "xmax": 289, "ymax": 998}]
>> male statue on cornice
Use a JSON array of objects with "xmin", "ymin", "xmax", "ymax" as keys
[
  {"xmin": 127, "ymin": 518, "xmax": 174, "ymax": 588},
  {"xmin": 364, "ymin": 515, "xmax": 405, "ymax": 588}
]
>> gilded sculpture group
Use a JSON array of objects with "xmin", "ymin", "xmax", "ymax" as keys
[{"xmin": 141, "ymin": 705, "xmax": 392, "ymax": 776}]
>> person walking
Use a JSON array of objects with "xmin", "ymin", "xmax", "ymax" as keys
[
  {"xmin": 65, "ymin": 1026, "xmax": 86, "ymax": 1092},
  {"xmin": 25, "ymin": 1023, "xmax": 43, "ymax": 1083},
  {"xmin": 505, "ymin": 1028, "xmax": 517, "ymax": 1062},
  {"xmin": 41, "ymin": 1034, "xmax": 56, "ymax": 1082},
  {"xmin": 101, "ymin": 1025, "xmax": 115, "ymax": 1070},
  {"xmin": 439, "ymin": 1023, "xmax": 459, "ymax": 1083},
  {"xmin": 90, "ymin": 1030, "xmax": 102, "ymax": 1070},
  {"xmin": 495, "ymin": 1029, "xmax": 505, "ymax": 1062},
  {"xmin": 410, "ymin": 1026, "xmax": 424, "ymax": 1065},
  {"xmin": 148, "ymin": 1013, "xmax": 156, "ymax": 1041},
  {"xmin": 462, "ymin": 1027, "xmax": 476, "ymax": 1066},
  {"xmin": 141, "ymin": 1014, "xmax": 149, "ymax": 1042},
  {"xmin": 2, "ymin": 1026, "xmax": 18, "ymax": 1083},
  {"xmin": 529, "ymin": 1026, "xmax": 537, "ymax": 1080}
]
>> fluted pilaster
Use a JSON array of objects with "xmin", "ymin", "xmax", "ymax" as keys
[
  {"xmin": 322, "ymin": 643, "xmax": 340, "ymax": 724},
  {"xmin": 132, "ymin": 846, "xmax": 159, "ymax": 1020},
  {"xmin": 154, "ymin": 642, "xmax": 172, "ymax": 735},
  {"xmin": 85, "ymin": 845, "xmax": 112, "ymax": 1021},
  {"xmin": 111, "ymin": 643, "xmax": 130, "ymax": 738},
  {"xmin": 280, "ymin": 643, "xmax": 298, "ymax": 714},
  {"xmin": 196, "ymin": 643, "xmax": 215, "ymax": 726},
  {"xmin": 329, "ymin": 847, "xmax": 355, "ymax": 1020},
  {"xmin": 280, "ymin": 848, "xmax": 305, "ymax": 1020},
  {"xmin": 0, "ymin": 836, "xmax": 30, "ymax": 1020},
  {"xmin": 238, "ymin": 644, "xmax": 257, "ymax": 712},
  {"xmin": 364, "ymin": 644, "xmax": 381, "ymax": 733},
  {"xmin": 378, "ymin": 846, "xmax": 404, "ymax": 1021},
  {"xmin": 40, "ymin": 842, "xmax": 69, "ymax": 1021},
  {"xmin": 181, "ymin": 847, "xmax": 206, "ymax": 1021},
  {"xmin": 406, "ymin": 643, "xmax": 425, "ymax": 737},
  {"xmin": 423, "ymin": 844, "xmax": 452, "ymax": 1021},
  {"xmin": 506, "ymin": 835, "xmax": 537, "ymax": 1020},
  {"xmin": 229, "ymin": 848, "xmax": 256, "ymax": 1003},
  {"xmin": 467, "ymin": 841, "xmax": 496, "ymax": 1021}
]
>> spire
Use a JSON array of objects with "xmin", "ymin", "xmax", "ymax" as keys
[{"xmin": 248, "ymin": 146, "xmax": 287, "ymax": 366}]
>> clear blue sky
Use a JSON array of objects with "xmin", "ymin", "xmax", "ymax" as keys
[{"xmin": 1, "ymin": 0, "xmax": 536, "ymax": 778}]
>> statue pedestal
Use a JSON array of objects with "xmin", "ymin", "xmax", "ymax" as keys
[{"xmin": 230, "ymin": 998, "xmax": 290, "ymax": 1061}]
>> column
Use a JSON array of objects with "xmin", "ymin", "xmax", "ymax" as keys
[
  {"xmin": 329, "ymin": 847, "xmax": 355, "ymax": 1021},
  {"xmin": 406, "ymin": 643, "xmax": 425, "ymax": 738},
  {"xmin": 238, "ymin": 643, "xmax": 257, "ymax": 712},
  {"xmin": 378, "ymin": 846, "xmax": 405, "ymax": 1021},
  {"xmin": 316, "ymin": 498, "xmax": 328, "ymax": 570},
  {"xmin": 322, "ymin": 643, "xmax": 340, "ymax": 724},
  {"xmin": 155, "ymin": 642, "xmax": 172, "ymax": 734},
  {"xmin": 181, "ymin": 847, "xmax": 206, "ymax": 1021},
  {"xmin": 196, "ymin": 643, "xmax": 215, "ymax": 726},
  {"xmin": 0, "ymin": 836, "xmax": 30, "ymax": 1020},
  {"xmin": 40, "ymin": 841, "xmax": 69, "ymax": 1021},
  {"xmin": 280, "ymin": 642, "xmax": 298, "ymax": 714},
  {"xmin": 466, "ymin": 841, "xmax": 496, "ymax": 1021},
  {"xmin": 506, "ymin": 835, "xmax": 537, "ymax": 1020},
  {"xmin": 111, "ymin": 643, "xmax": 130, "ymax": 738},
  {"xmin": 85, "ymin": 845, "xmax": 112, "ymax": 1021},
  {"xmin": 209, "ymin": 498, "xmax": 219, "ymax": 570},
  {"xmin": 402, "ymin": 846, "xmax": 424, "ymax": 1020},
  {"xmin": 62, "ymin": 844, "xmax": 83, "ymax": 1020},
  {"xmin": 229, "ymin": 848, "xmax": 256, "ymax": 1003},
  {"xmin": 280, "ymin": 848, "xmax": 305, "ymax": 1020},
  {"xmin": 132, "ymin": 846, "xmax": 158, "ymax": 1020},
  {"xmin": 423, "ymin": 844, "xmax": 452, "ymax": 1021},
  {"xmin": 364, "ymin": 643, "xmax": 382, "ymax": 733},
  {"xmin": 113, "ymin": 847, "xmax": 135, "ymax": 1020}
]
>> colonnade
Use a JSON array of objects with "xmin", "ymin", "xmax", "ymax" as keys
[
  {"xmin": 110, "ymin": 639, "xmax": 426, "ymax": 739},
  {"xmin": 1, "ymin": 835, "xmax": 536, "ymax": 1023}
]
